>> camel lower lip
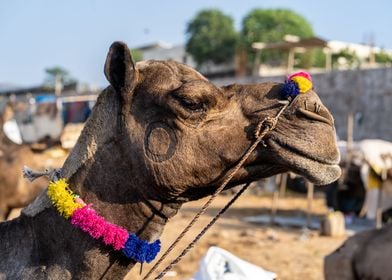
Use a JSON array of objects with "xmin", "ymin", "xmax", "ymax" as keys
[
  {"xmin": 268, "ymin": 137, "xmax": 339, "ymax": 165},
  {"xmin": 268, "ymin": 138, "xmax": 341, "ymax": 185}
]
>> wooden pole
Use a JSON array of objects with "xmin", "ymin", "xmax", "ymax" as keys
[
  {"xmin": 347, "ymin": 113, "xmax": 354, "ymax": 154},
  {"xmin": 338, "ymin": 113, "xmax": 354, "ymax": 187},
  {"xmin": 376, "ymin": 187, "xmax": 384, "ymax": 229},
  {"xmin": 376, "ymin": 163, "xmax": 387, "ymax": 229},
  {"xmin": 253, "ymin": 49, "xmax": 262, "ymax": 77},
  {"xmin": 270, "ymin": 175, "xmax": 280, "ymax": 224},
  {"xmin": 287, "ymin": 48, "xmax": 295, "ymax": 73},
  {"xmin": 306, "ymin": 181, "xmax": 314, "ymax": 228},
  {"xmin": 279, "ymin": 173, "xmax": 288, "ymax": 198},
  {"xmin": 324, "ymin": 48, "xmax": 332, "ymax": 72}
]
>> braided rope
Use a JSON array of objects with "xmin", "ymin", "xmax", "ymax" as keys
[
  {"xmin": 143, "ymin": 103, "xmax": 289, "ymax": 279},
  {"xmin": 154, "ymin": 182, "xmax": 251, "ymax": 279}
]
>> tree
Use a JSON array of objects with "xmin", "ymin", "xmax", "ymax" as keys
[
  {"xmin": 186, "ymin": 9, "xmax": 238, "ymax": 66},
  {"xmin": 241, "ymin": 9, "xmax": 314, "ymax": 65},
  {"xmin": 44, "ymin": 66, "xmax": 77, "ymax": 88},
  {"xmin": 375, "ymin": 51, "xmax": 392, "ymax": 64},
  {"xmin": 332, "ymin": 48, "xmax": 360, "ymax": 68},
  {"xmin": 130, "ymin": 49, "xmax": 143, "ymax": 62}
]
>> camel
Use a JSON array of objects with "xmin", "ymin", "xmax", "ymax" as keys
[
  {"xmin": 0, "ymin": 103, "xmax": 49, "ymax": 221},
  {"xmin": 0, "ymin": 41, "xmax": 340, "ymax": 279},
  {"xmin": 325, "ymin": 224, "xmax": 392, "ymax": 279}
]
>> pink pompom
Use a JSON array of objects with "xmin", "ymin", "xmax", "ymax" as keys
[
  {"xmin": 288, "ymin": 71, "xmax": 312, "ymax": 82},
  {"xmin": 71, "ymin": 206, "xmax": 96, "ymax": 232},
  {"xmin": 70, "ymin": 205, "xmax": 128, "ymax": 250},
  {"xmin": 112, "ymin": 228, "xmax": 129, "ymax": 250}
]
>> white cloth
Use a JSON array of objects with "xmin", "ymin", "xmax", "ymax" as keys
[{"xmin": 192, "ymin": 246, "xmax": 276, "ymax": 280}]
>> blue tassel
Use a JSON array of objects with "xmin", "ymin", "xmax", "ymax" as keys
[
  {"xmin": 122, "ymin": 234, "xmax": 161, "ymax": 263},
  {"xmin": 281, "ymin": 80, "xmax": 300, "ymax": 98}
]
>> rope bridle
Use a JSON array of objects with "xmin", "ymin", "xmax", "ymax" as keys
[
  {"xmin": 22, "ymin": 96, "xmax": 293, "ymax": 280},
  {"xmin": 143, "ymin": 98, "xmax": 292, "ymax": 279}
]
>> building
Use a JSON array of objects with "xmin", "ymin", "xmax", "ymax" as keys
[
  {"xmin": 135, "ymin": 42, "xmax": 236, "ymax": 78},
  {"xmin": 135, "ymin": 37, "xmax": 392, "ymax": 78}
]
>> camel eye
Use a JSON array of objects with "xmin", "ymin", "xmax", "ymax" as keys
[{"xmin": 178, "ymin": 97, "xmax": 205, "ymax": 112}]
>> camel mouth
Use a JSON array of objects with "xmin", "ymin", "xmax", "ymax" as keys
[
  {"xmin": 269, "ymin": 136, "xmax": 339, "ymax": 165},
  {"xmin": 267, "ymin": 137, "xmax": 341, "ymax": 185}
]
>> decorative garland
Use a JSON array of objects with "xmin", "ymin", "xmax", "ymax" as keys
[
  {"xmin": 47, "ymin": 179, "xmax": 161, "ymax": 263},
  {"xmin": 281, "ymin": 71, "xmax": 313, "ymax": 98}
]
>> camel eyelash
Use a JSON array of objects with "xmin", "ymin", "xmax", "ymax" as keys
[{"xmin": 172, "ymin": 93, "xmax": 205, "ymax": 112}]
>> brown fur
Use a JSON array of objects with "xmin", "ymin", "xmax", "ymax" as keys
[{"xmin": 0, "ymin": 42, "xmax": 340, "ymax": 279}]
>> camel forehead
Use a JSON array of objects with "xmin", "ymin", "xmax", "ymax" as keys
[
  {"xmin": 135, "ymin": 60, "xmax": 207, "ymax": 93},
  {"xmin": 136, "ymin": 60, "xmax": 204, "ymax": 78}
]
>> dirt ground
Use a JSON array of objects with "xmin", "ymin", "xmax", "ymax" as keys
[{"xmin": 127, "ymin": 191, "xmax": 347, "ymax": 280}]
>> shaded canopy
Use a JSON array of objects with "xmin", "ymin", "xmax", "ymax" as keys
[{"xmin": 252, "ymin": 36, "xmax": 328, "ymax": 51}]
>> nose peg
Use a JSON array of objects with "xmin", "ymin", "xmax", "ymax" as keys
[{"xmin": 278, "ymin": 100, "xmax": 290, "ymax": 105}]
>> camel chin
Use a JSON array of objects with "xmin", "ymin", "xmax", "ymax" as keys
[
  {"xmin": 295, "ymin": 158, "xmax": 341, "ymax": 185},
  {"xmin": 267, "ymin": 138, "xmax": 341, "ymax": 185}
]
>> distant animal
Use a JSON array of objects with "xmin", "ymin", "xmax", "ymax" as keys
[
  {"xmin": 325, "ymin": 224, "xmax": 392, "ymax": 279},
  {"xmin": 0, "ymin": 41, "xmax": 340, "ymax": 279},
  {"xmin": 0, "ymin": 104, "xmax": 48, "ymax": 221}
]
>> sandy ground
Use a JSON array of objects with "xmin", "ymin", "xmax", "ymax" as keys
[{"xmin": 126, "ymin": 191, "xmax": 347, "ymax": 280}]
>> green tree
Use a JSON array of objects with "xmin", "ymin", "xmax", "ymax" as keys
[
  {"xmin": 375, "ymin": 51, "xmax": 392, "ymax": 64},
  {"xmin": 44, "ymin": 66, "xmax": 77, "ymax": 87},
  {"xmin": 130, "ymin": 49, "xmax": 143, "ymax": 62},
  {"xmin": 312, "ymin": 49, "xmax": 327, "ymax": 68},
  {"xmin": 241, "ymin": 9, "xmax": 314, "ymax": 65},
  {"xmin": 332, "ymin": 48, "xmax": 359, "ymax": 68},
  {"xmin": 186, "ymin": 9, "xmax": 238, "ymax": 66}
]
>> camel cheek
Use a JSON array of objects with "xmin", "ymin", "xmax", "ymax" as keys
[{"xmin": 144, "ymin": 122, "xmax": 177, "ymax": 162}]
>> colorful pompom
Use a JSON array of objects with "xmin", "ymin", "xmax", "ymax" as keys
[
  {"xmin": 123, "ymin": 234, "xmax": 161, "ymax": 263},
  {"xmin": 281, "ymin": 71, "xmax": 313, "ymax": 98},
  {"xmin": 70, "ymin": 205, "xmax": 129, "ymax": 250},
  {"xmin": 281, "ymin": 80, "xmax": 300, "ymax": 98},
  {"xmin": 47, "ymin": 179, "xmax": 81, "ymax": 218}
]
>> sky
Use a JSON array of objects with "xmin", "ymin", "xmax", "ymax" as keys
[{"xmin": 0, "ymin": 0, "xmax": 391, "ymax": 88}]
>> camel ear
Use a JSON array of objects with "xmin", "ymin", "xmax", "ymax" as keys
[{"xmin": 104, "ymin": 41, "xmax": 137, "ymax": 101}]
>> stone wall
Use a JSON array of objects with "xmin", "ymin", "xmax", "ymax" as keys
[{"xmin": 211, "ymin": 67, "xmax": 392, "ymax": 141}]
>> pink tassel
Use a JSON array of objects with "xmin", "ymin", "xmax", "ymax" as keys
[{"xmin": 71, "ymin": 206, "xmax": 129, "ymax": 250}]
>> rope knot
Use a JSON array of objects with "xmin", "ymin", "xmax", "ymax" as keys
[
  {"xmin": 262, "ymin": 116, "xmax": 278, "ymax": 130},
  {"xmin": 22, "ymin": 166, "xmax": 62, "ymax": 182},
  {"xmin": 254, "ymin": 117, "xmax": 278, "ymax": 139}
]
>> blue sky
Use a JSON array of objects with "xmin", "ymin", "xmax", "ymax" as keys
[{"xmin": 0, "ymin": 0, "xmax": 391, "ymax": 87}]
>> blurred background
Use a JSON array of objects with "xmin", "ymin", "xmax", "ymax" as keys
[{"xmin": 1, "ymin": 1, "xmax": 392, "ymax": 279}]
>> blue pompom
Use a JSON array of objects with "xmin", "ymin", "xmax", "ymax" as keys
[
  {"xmin": 145, "ymin": 240, "xmax": 161, "ymax": 263},
  {"xmin": 122, "ymin": 234, "xmax": 161, "ymax": 263},
  {"xmin": 281, "ymin": 80, "xmax": 300, "ymax": 98}
]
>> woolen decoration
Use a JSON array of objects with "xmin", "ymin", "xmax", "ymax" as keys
[
  {"xmin": 122, "ymin": 234, "xmax": 161, "ymax": 263},
  {"xmin": 280, "ymin": 71, "xmax": 313, "ymax": 98},
  {"xmin": 281, "ymin": 80, "xmax": 300, "ymax": 98},
  {"xmin": 70, "ymin": 205, "xmax": 129, "ymax": 250},
  {"xmin": 47, "ymin": 178, "xmax": 161, "ymax": 263},
  {"xmin": 47, "ymin": 179, "xmax": 81, "ymax": 218}
]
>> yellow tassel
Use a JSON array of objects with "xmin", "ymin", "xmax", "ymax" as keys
[
  {"xmin": 291, "ymin": 76, "xmax": 312, "ymax": 93},
  {"xmin": 47, "ymin": 179, "xmax": 81, "ymax": 219}
]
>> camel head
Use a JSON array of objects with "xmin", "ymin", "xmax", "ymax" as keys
[{"xmin": 102, "ymin": 41, "xmax": 340, "ymax": 202}]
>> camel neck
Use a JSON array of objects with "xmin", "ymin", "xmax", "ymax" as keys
[
  {"xmin": 47, "ymin": 89, "xmax": 183, "ymax": 277},
  {"xmin": 59, "ymin": 89, "xmax": 182, "ymax": 241},
  {"xmin": 65, "ymin": 135, "xmax": 182, "ymax": 242},
  {"xmin": 55, "ymin": 138, "xmax": 181, "ymax": 278}
]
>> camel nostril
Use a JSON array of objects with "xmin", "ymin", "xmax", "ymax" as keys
[{"xmin": 297, "ymin": 108, "xmax": 333, "ymax": 126}]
